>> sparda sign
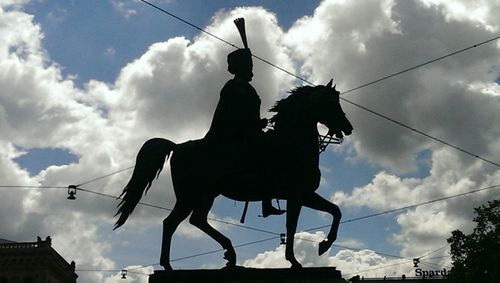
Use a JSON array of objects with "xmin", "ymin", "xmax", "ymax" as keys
[{"xmin": 415, "ymin": 268, "xmax": 449, "ymax": 278}]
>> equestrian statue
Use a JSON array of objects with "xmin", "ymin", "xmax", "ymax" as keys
[{"xmin": 114, "ymin": 18, "xmax": 353, "ymax": 270}]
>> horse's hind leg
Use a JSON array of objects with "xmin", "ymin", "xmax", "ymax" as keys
[
  {"xmin": 303, "ymin": 192, "xmax": 342, "ymax": 255},
  {"xmin": 160, "ymin": 202, "xmax": 192, "ymax": 270},
  {"xmin": 189, "ymin": 198, "xmax": 237, "ymax": 268}
]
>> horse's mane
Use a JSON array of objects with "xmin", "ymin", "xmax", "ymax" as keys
[{"xmin": 269, "ymin": 85, "xmax": 315, "ymax": 126}]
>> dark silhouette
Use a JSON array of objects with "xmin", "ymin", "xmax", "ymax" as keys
[
  {"xmin": 204, "ymin": 18, "xmax": 283, "ymax": 218},
  {"xmin": 114, "ymin": 18, "xmax": 353, "ymax": 271}
]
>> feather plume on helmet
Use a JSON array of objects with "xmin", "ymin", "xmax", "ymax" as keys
[{"xmin": 227, "ymin": 18, "xmax": 253, "ymax": 75}]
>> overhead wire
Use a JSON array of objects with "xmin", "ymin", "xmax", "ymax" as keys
[
  {"xmin": 331, "ymin": 243, "xmax": 406, "ymax": 260},
  {"xmin": 77, "ymin": 186, "xmax": 174, "ymax": 212},
  {"xmin": 136, "ymin": 0, "xmax": 500, "ymax": 168},
  {"xmin": 425, "ymin": 255, "xmax": 451, "ymax": 260},
  {"xmin": 75, "ymin": 269, "xmax": 150, "ymax": 276},
  {"xmin": 418, "ymin": 260, "xmax": 451, "ymax": 270},
  {"xmin": 0, "ymin": 165, "xmax": 136, "ymax": 191},
  {"xmin": 337, "ymin": 35, "xmax": 500, "ymax": 168},
  {"xmin": 138, "ymin": 0, "xmax": 238, "ymax": 49},
  {"xmin": 407, "ymin": 244, "xmax": 451, "ymax": 270},
  {"xmin": 340, "ymin": 36, "xmax": 500, "ymax": 95},
  {"xmin": 0, "ymin": 185, "xmax": 66, "ymax": 189},
  {"xmin": 418, "ymin": 244, "xmax": 449, "ymax": 260},
  {"xmin": 293, "ymin": 235, "xmax": 408, "ymax": 260},
  {"xmin": 75, "ymin": 166, "xmax": 134, "ymax": 187},
  {"xmin": 338, "ymin": 95, "xmax": 500, "ymax": 168}
]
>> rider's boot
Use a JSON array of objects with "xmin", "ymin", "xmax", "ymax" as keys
[{"xmin": 262, "ymin": 199, "xmax": 285, "ymax": 217}]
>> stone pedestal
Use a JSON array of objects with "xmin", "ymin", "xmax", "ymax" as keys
[{"xmin": 149, "ymin": 267, "xmax": 344, "ymax": 283}]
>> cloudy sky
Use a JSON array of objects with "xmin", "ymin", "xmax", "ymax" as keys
[{"xmin": 1, "ymin": 0, "xmax": 499, "ymax": 282}]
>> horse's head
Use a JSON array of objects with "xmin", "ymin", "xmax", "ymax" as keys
[{"xmin": 311, "ymin": 79, "xmax": 353, "ymax": 139}]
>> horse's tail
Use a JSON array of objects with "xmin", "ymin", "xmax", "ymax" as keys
[{"xmin": 114, "ymin": 138, "xmax": 176, "ymax": 230}]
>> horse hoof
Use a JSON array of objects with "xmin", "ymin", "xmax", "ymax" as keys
[
  {"xmin": 222, "ymin": 264, "xmax": 244, "ymax": 270},
  {"xmin": 161, "ymin": 264, "xmax": 173, "ymax": 271},
  {"xmin": 291, "ymin": 262, "xmax": 303, "ymax": 269},
  {"xmin": 318, "ymin": 240, "xmax": 330, "ymax": 256},
  {"xmin": 223, "ymin": 250, "xmax": 236, "ymax": 265}
]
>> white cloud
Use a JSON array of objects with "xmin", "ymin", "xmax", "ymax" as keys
[
  {"xmin": 111, "ymin": 0, "xmax": 138, "ymax": 18},
  {"xmin": 420, "ymin": 0, "xmax": 500, "ymax": 31},
  {"xmin": 0, "ymin": 0, "xmax": 30, "ymax": 9},
  {"xmin": 105, "ymin": 47, "xmax": 117, "ymax": 57},
  {"xmin": 1, "ymin": 0, "xmax": 499, "ymax": 281},
  {"xmin": 243, "ymin": 231, "xmax": 416, "ymax": 278}
]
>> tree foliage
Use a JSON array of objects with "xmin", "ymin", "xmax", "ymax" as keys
[{"xmin": 447, "ymin": 199, "xmax": 500, "ymax": 283}]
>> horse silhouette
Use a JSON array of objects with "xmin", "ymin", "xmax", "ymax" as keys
[{"xmin": 114, "ymin": 79, "xmax": 353, "ymax": 270}]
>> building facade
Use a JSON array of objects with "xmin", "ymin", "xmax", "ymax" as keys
[{"xmin": 0, "ymin": 237, "xmax": 78, "ymax": 283}]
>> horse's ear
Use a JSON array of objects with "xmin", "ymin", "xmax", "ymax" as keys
[
  {"xmin": 333, "ymin": 84, "xmax": 337, "ymax": 91},
  {"xmin": 326, "ymin": 79, "xmax": 333, "ymax": 88}
]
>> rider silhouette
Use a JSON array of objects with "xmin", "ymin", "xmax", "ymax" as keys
[{"xmin": 205, "ymin": 19, "xmax": 284, "ymax": 218}]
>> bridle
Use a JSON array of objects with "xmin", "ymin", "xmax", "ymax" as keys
[
  {"xmin": 318, "ymin": 133, "xmax": 343, "ymax": 153},
  {"xmin": 266, "ymin": 121, "xmax": 344, "ymax": 154}
]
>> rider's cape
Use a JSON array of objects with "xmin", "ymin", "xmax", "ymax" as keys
[{"xmin": 205, "ymin": 78, "xmax": 262, "ymax": 143}]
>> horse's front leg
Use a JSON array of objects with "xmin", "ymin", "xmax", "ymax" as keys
[
  {"xmin": 303, "ymin": 192, "xmax": 341, "ymax": 255},
  {"xmin": 285, "ymin": 198, "xmax": 303, "ymax": 268}
]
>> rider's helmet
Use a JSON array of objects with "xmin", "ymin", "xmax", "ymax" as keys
[{"xmin": 227, "ymin": 18, "xmax": 253, "ymax": 77}]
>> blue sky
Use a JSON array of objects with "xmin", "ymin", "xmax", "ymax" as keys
[{"xmin": 1, "ymin": 1, "xmax": 499, "ymax": 282}]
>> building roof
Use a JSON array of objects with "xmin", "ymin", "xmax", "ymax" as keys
[
  {"xmin": 0, "ymin": 238, "xmax": 16, "ymax": 244},
  {"xmin": 0, "ymin": 236, "xmax": 78, "ymax": 282}
]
